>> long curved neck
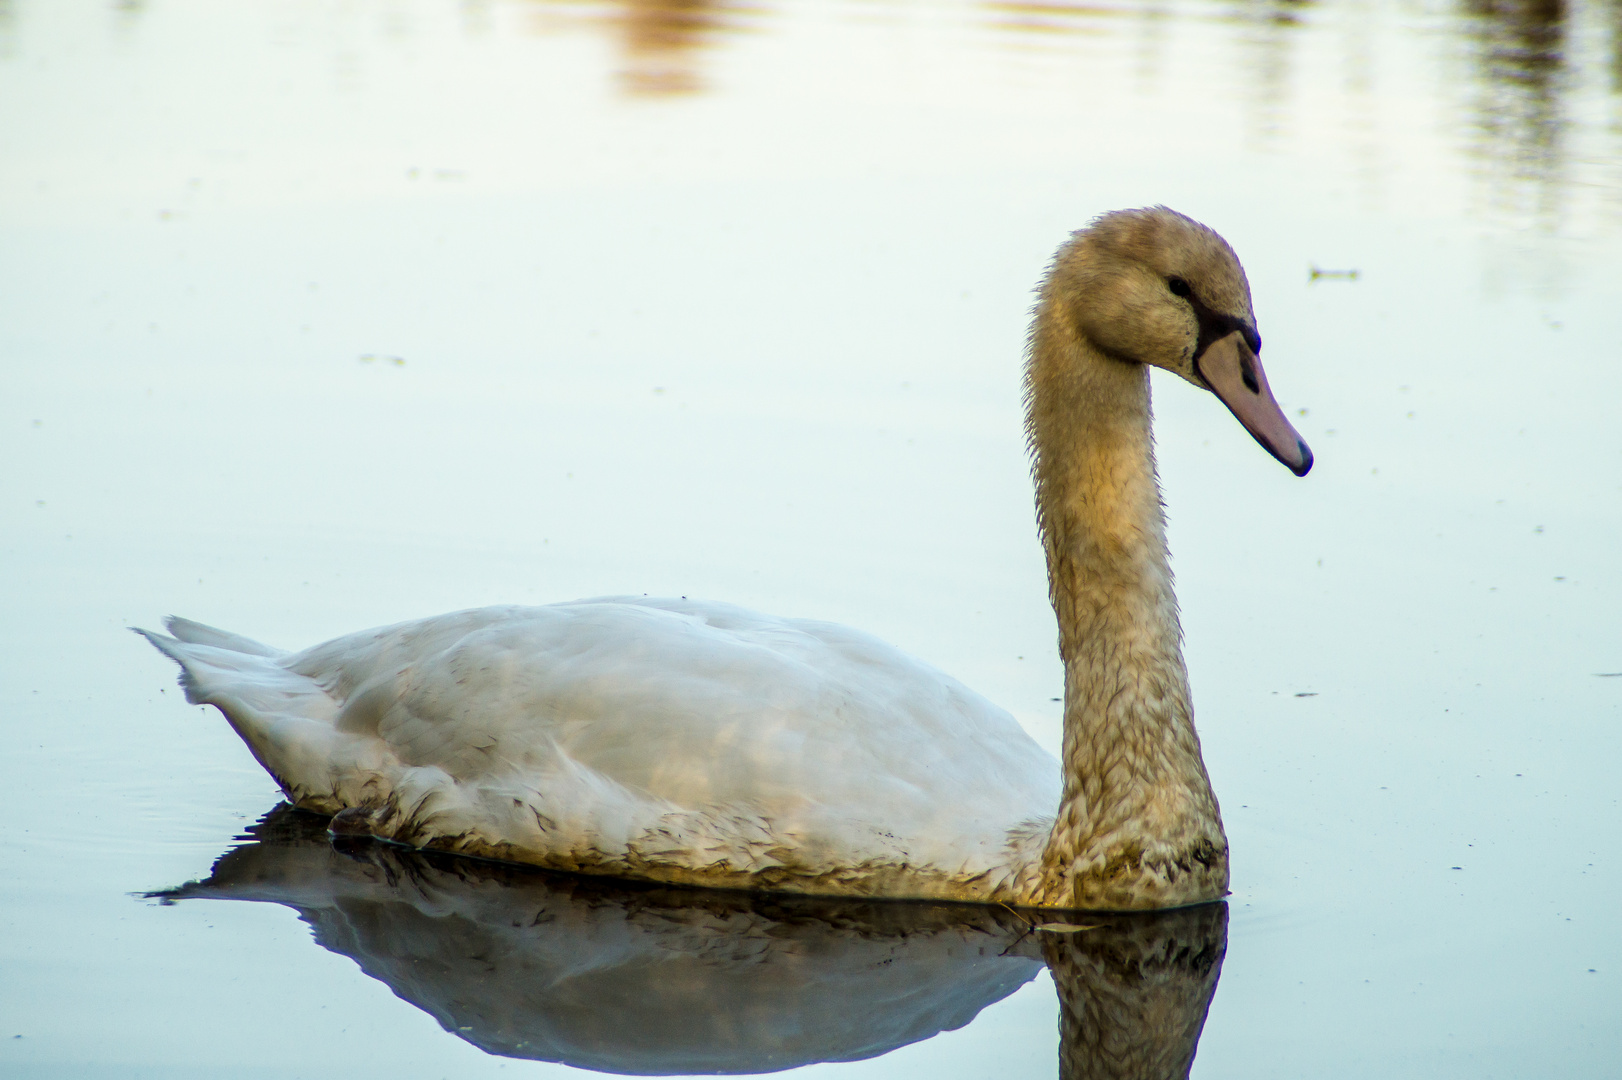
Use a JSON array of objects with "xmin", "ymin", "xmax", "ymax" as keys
[{"xmin": 1024, "ymin": 303, "xmax": 1228, "ymax": 911}]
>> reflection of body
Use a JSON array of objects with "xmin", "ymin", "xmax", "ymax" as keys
[
  {"xmin": 141, "ymin": 208, "xmax": 1311, "ymax": 912},
  {"xmin": 158, "ymin": 807, "xmax": 1225, "ymax": 1078}
]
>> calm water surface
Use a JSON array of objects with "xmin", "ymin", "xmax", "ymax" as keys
[{"xmin": 2, "ymin": 0, "xmax": 1620, "ymax": 1075}]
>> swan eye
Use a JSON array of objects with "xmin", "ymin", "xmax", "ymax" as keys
[{"xmin": 1167, "ymin": 277, "xmax": 1192, "ymax": 298}]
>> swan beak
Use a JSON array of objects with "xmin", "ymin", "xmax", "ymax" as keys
[{"xmin": 1194, "ymin": 330, "xmax": 1314, "ymax": 476}]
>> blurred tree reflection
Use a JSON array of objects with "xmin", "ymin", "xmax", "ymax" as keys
[
  {"xmin": 1457, "ymin": 0, "xmax": 1571, "ymax": 219},
  {"xmin": 61, "ymin": 0, "xmax": 1622, "ymax": 220},
  {"xmin": 1609, "ymin": 0, "xmax": 1622, "ymax": 91},
  {"xmin": 976, "ymin": 0, "xmax": 1620, "ymax": 229},
  {"xmin": 110, "ymin": 0, "xmax": 147, "ymax": 37},
  {"xmin": 1235, "ymin": 0, "xmax": 1315, "ymax": 145},
  {"xmin": 528, "ymin": 0, "xmax": 759, "ymax": 95}
]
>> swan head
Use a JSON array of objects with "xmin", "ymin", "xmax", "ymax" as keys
[{"xmin": 1045, "ymin": 206, "xmax": 1313, "ymax": 476}]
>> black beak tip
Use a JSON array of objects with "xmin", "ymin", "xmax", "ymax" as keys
[{"xmin": 1292, "ymin": 440, "xmax": 1314, "ymax": 477}]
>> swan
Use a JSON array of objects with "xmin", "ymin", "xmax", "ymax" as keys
[{"xmin": 140, "ymin": 206, "xmax": 1311, "ymax": 911}]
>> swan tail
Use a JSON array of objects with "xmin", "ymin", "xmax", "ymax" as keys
[
  {"xmin": 162, "ymin": 616, "xmax": 284, "ymax": 658},
  {"xmin": 135, "ymin": 624, "xmax": 366, "ymax": 814}
]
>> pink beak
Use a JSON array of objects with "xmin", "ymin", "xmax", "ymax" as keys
[{"xmin": 1194, "ymin": 330, "xmax": 1313, "ymax": 476}]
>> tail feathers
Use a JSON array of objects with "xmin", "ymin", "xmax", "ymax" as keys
[
  {"xmin": 135, "ymin": 627, "xmax": 228, "ymax": 706},
  {"xmin": 136, "ymin": 624, "xmax": 357, "ymax": 812},
  {"xmin": 135, "ymin": 625, "xmax": 336, "ymax": 719},
  {"xmin": 163, "ymin": 616, "xmax": 283, "ymax": 658}
]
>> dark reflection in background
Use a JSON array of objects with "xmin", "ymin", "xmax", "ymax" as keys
[
  {"xmin": 1459, "ymin": 0, "xmax": 1570, "ymax": 217},
  {"xmin": 1611, "ymin": 0, "xmax": 1622, "ymax": 88},
  {"xmin": 1231, "ymin": 0, "xmax": 1312, "ymax": 144},
  {"xmin": 156, "ymin": 807, "xmax": 1226, "ymax": 1079},
  {"xmin": 0, "ymin": 0, "xmax": 16, "ymax": 59},
  {"xmin": 973, "ymin": 0, "xmax": 1622, "ymax": 229}
]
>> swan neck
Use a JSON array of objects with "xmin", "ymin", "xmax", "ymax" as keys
[{"xmin": 1023, "ymin": 305, "xmax": 1227, "ymax": 910}]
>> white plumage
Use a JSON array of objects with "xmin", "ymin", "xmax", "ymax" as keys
[{"xmin": 141, "ymin": 597, "xmax": 1059, "ymax": 901}]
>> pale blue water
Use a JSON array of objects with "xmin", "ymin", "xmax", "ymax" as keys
[{"xmin": 3, "ymin": 0, "xmax": 1621, "ymax": 1075}]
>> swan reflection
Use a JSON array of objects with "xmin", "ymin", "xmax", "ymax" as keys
[{"xmin": 156, "ymin": 807, "xmax": 1225, "ymax": 1078}]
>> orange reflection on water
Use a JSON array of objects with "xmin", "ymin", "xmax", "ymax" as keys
[
  {"xmin": 980, "ymin": 0, "xmax": 1133, "ymax": 37},
  {"xmin": 525, "ymin": 0, "xmax": 764, "ymax": 95}
]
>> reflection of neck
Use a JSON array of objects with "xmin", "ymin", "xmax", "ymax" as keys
[
  {"xmin": 1024, "ymin": 307, "xmax": 1227, "ymax": 909},
  {"xmin": 1043, "ymin": 905, "xmax": 1228, "ymax": 1080}
]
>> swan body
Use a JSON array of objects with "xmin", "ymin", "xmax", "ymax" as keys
[
  {"xmin": 142, "ymin": 207, "xmax": 1311, "ymax": 910},
  {"xmin": 142, "ymin": 599, "xmax": 1059, "ymax": 901}
]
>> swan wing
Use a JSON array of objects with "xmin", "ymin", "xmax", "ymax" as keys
[{"xmin": 143, "ymin": 598, "xmax": 1058, "ymax": 898}]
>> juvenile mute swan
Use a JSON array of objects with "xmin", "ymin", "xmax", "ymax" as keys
[{"xmin": 141, "ymin": 207, "xmax": 1310, "ymax": 911}]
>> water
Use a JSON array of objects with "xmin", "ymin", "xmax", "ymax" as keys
[{"xmin": 2, "ymin": 0, "xmax": 1620, "ymax": 1075}]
